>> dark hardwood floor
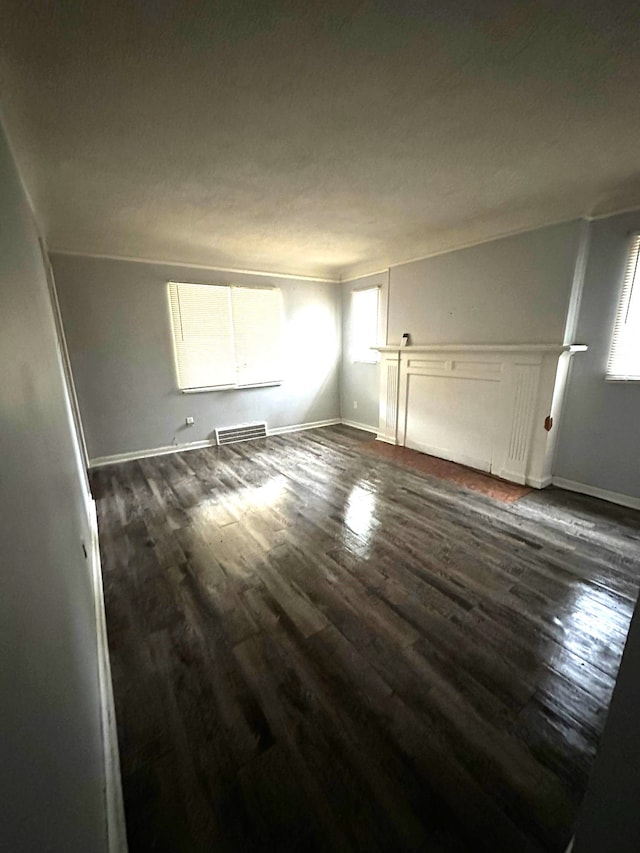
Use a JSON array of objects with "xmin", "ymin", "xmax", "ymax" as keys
[{"xmin": 91, "ymin": 425, "xmax": 640, "ymax": 852}]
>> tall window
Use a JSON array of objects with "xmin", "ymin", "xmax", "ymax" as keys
[
  {"xmin": 168, "ymin": 282, "xmax": 283, "ymax": 391},
  {"xmin": 350, "ymin": 286, "xmax": 379, "ymax": 363},
  {"xmin": 607, "ymin": 234, "xmax": 640, "ymax": 381}
]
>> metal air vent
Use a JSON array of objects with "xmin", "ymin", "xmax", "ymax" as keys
[{"xmin": 215, "ymin": 422, "xmax": 268, "ymax": 446}]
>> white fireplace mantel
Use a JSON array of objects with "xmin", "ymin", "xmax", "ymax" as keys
[
  {"xmin": 373, "ymin": 343, "xmax": 587, "ymax": 488},
  {"xmin": 376, "ymin": 343, "xmax": 588, "ymax": 354}
]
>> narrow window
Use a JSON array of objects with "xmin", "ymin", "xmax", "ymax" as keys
[
  {"xmin": 350, "ymin": 287, "xmax": 379, "ymax": 363},
  {"xmin": 607, "ymin": 234, "xmax": 640, "ymax": 381}
]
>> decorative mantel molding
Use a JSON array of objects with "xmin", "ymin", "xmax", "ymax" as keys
[
  {"xmin": 373, "ymin": 342, "xmax": 587, "ymax": 488},
  {"xmin": 375, "ymin": 343, "xmax": 588, "ymax": 354}
]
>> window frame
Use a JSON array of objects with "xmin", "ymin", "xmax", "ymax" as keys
[
  {"xmin": 350, "ymin": 285, "xmax": 380, "ymax": 365},
  {"xmin": 168, "ymin": 281, "xmax": 284, "ymax": 393},
  {"xmin": 606, "ymin": 233, "xmax": 640, "ymax": 383}
]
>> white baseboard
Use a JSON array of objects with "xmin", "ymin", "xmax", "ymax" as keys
[
  {"xmin": 494, "ymin": 467, "xmax": 527, "ymax": 486},
  {"xmin": 267, "ymin": 418, "xmax": 341, "ymax": 436},
  {"xmin": 90, "ymin": 439, "xmax": 215, "ymax": 468},
  {"xmin": 376, "ymin": 435, "xmax": 398, "ymax": 445},
  {"xmin": 89, "ymin": 420, "xmax": 348, "ymax": 467},
  {"xmin": 369, "ymin": 441, "xmax": 553, "ymax": 489},
  {"xmin": 405, "ymin": 439, "xmax": 491, "ymax": 475},
  {"xmin": 526, "ymin": 474, "xmax": 553, "ymax": 489},
  {"xmin": 340, "ymin": 418, "xmax": 377, "ymax": 433},
  {"xmin": 552, "ymin": 477, "xmax": 640, "ymax": 510},
  {"xmin": 87, "ymin": 498, "xmax": 127, "ymax": 852}
]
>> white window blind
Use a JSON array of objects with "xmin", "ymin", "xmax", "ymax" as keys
[
  {"xmin": 350, "ymin": 286, "xmax": 379, "ymax": 363},
  {"xmin": 607, "ymin": 233, "xmax": 640, "ymax": 381},
  {"xmin": 231, "ymin": 286, "xmax": 283, "ymax": 387},
  {"xmin": 168, "ymin": 282, "xmax": 283, "ymax": 391}
]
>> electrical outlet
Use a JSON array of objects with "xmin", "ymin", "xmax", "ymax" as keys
[
  {"xmin": 353, "ymin": 400, "xmax": 358, "ymax": 410},
  {"xmin": 186, "ymin": 416, "xmax": 195, "ymax": 426}
]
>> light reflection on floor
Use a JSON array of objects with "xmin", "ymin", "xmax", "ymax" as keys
[
  {"xmin": 189, "ymin": 473, "xmax": 289, "ymax": 529},
  {"xmin": 557, "ymin": 587, "xmax": 630, "ymax": 644},
  {"xmin": 242, "ymin": 474, "xmax": 288, "ymax": 510},
  {"xmin": 343, "ymin": 482, "xmax": 378, "ymax": 557},
  {"xmin": 538, "ymin": 584, "xmax": 629, "ymax": 705}
]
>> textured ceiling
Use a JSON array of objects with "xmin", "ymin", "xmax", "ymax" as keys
[{"xmin": 2, "ymin": 0, "xmax": 640, "ymax": 280}]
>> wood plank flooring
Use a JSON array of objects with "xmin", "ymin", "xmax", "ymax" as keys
[{"xmin": 91, "ymin": 425, "xmax": 640, "ymax": 852}]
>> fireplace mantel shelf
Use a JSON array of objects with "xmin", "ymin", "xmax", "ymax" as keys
[
  {"xmin": 374, "ymin": 342, "xmax": 588, "ymax": 489},
  {"xmin": 374, "ymin": 343, "xmax": 588, "ymax": 354}
]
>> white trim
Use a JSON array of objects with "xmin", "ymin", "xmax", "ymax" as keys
[
  {"xmin": 340, "ymin": 269, "xmax": 389, "ymax": 284},
  {"xmin": 34, "ymin": 210, "xmax": 640, "ymax": 289},
  {"xmin": 376, "ymin": 434, "xmax": 398, "ymax": 445},
  {"xmin": 586, "ymin": 204, "xmax": 640, "ymax": 221},
  {"xmin": 267, "ymin": 418, "xmax": 341, "ymax": 436},
  {"xmin": 343, "ymin": 216, "xmax": 588, "ymax": 281},
  {"xmin": 87, "ymin": 499, "xmax": 127, "ymax": 852},
  {"xmin": 49, "ymin": 249, "xmax": 339, "ymax": 283},
  {"xmin": 387, "ymin": 218, "xmax": 590, "ymax": 268},
  {"xmin": 89, "ymin": 420, "xmax": 345, "ymax": 467},
  {"xmin": 342, "ymin": 209, "xmax": 640, "ymax": 282},
  {"xmin": 375, "ymin": 343, "xmax": 588, "ymax": 354},
  {"xmin": 181, "ymin": 380, "xmax": 282, "ymax": 393},
  {"xmin": 565, "ymin": 837, "xmax": 574, "ymax": 853},
  {"xmin": 526, "ymin": 474, "xmax": 553, "ymax": 489},
  {"xmin": 552, "ymin": 477, "xmax": 640, "ymax": 510},
  {"xmin": 340, "ymin": 418, "xmax": 378, "ymax": 433},
  {"xmin": 350, "ymin": 282, "xmax": 382, "ymax": 293},
  {"xmin": 406, "ymin": 438, "xmax": 491, "ymax": 475},
  {"xmin": 181, "ymin": 384, "xmax": 237, "ymax": 393},
  {"xmin": 90, "ymin": 439, "xmax": 215, "ymax": 468},
  {"xmin": 376, "ymin": 347, "xmax": 586, "ymax": 489}
]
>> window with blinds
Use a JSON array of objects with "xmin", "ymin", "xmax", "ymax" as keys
[
  {"xmin": 168, "ymin": 282, "xmax": 283, "ymax": 391},
  {"xmin": 350, "ymin": 286, "xmax": 380, "ymax": 363},
  {"xmin": 607, "ymin": 234, "xmax": 640, "ymax": 381}
]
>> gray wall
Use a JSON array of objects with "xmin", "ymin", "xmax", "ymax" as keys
[
  {"xmin": 340, "ymin": 272, "xmax": 388, "ymax": 431},
  {"xmin": 52, "ymin": 254, "xmax": 341, "ymax": 460},
  {"xmin": 387, "ymin": 221, "xmax": 582, "ymax": 345},
  {"xmin": 0, "ymin": 126, "xmax": 106, "ymax": 849},
  {"xmin": 339, "ymin": 222, "xmax": 585, "ymax": 432},
  {"xmin": 554, "ymin": 212, "xmax": 640, "ymax": 499}
]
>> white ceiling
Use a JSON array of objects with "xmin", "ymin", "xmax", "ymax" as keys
[{"xmin": 2, "ymin": 0, "xmax": 640, "ymax": 281}]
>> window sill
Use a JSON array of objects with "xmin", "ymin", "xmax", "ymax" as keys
[
  {"xmin": 351, "ymin": 359, "xmax": 380, "ymax": 365},
  {"xmin": 181, "ymin": 381, "xmax": 283, "ymax": 394}
]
